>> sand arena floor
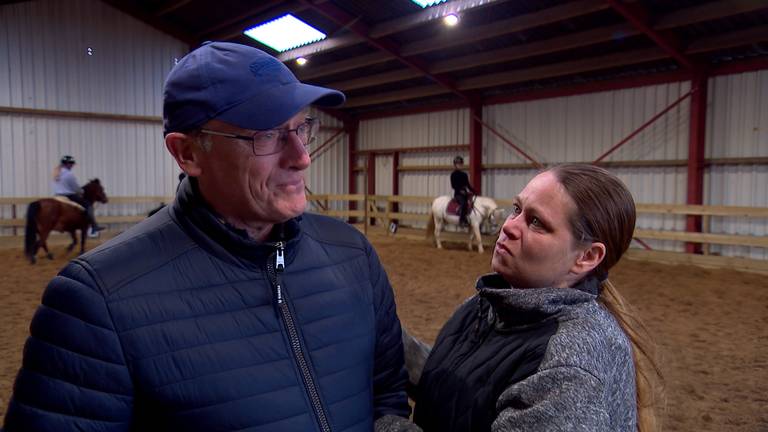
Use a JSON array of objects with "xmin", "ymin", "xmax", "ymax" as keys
[{"xmin": 0, "ymin": 231, "xmax": 766, "ymax": 431}]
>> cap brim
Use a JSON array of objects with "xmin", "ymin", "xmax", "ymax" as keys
[{"xmin": 216, "ymin": 82, "xmax": 345, "ymax": 130}]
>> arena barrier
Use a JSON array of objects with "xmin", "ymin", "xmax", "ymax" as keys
[
  {"xmin": 2, "ymin": 194, "xmax": 766, "ymax": 273},
  {"xmin": 307, "ymin": 194, "xmax": 768, "ymax": 274},
  {"xmin": 0, "ymin": 196, "xmax": 173, "ymax": 235}
]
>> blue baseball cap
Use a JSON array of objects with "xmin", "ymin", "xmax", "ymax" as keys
[{"xmin": 163, "ymin": 41, "xmax": 345, "ymax": 135}]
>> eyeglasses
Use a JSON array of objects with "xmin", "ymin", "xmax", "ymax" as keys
[{"xmin": 199, "ymin": 118, "xmax": 319, "ymax": 156}]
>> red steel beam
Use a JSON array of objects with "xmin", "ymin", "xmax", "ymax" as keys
[
  {"xmin": 686, "ymin": 74, "xmax": 708, "ymax": 254},
  {"xmin": 593, "ymin": 88, "xmax": 694, "ymax": 163},
  {"xmin": 607, "ymin": 0, "xmax": 697, "ymax": 70},
  {"xmin": 346, "ymin": 120, "xmax": 358, "ymax": 222},
  {"xmin": 300, "ymin": 0, "xmax": 471, "ymax": 102},
  {"xmin": 309, "ymin": 128, "xmax": 345, "ymax": 158},
  {"xmin": 469, "ymin": 103, "xmax": 483, "ymax": 194},
  {"xmin": 392, "ymin": 151, "xmax": 400, "ymax": 217}
]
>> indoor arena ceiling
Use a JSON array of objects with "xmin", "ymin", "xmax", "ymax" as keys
[{"xmin": 102, "ymin": 0, "xmax": 768, "ymax": 118}]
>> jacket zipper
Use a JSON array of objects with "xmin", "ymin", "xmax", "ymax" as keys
[{"xmin": 267, "ymin": 241, "xmax": 332, "ymax": 432}]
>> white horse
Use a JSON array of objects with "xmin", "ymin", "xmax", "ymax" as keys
[{"xmin": 427, "ymin": 195, "xmax": 505, "ymax": 253}]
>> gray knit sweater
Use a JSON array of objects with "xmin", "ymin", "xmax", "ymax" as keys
[{"xmin": 405, "ymin": 274, "xmax": 637, "ymax": 432}]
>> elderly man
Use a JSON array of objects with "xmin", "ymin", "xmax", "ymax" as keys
[{"xmin": 4, "ymin": 42, "xmax": 414, "ymax": 432}]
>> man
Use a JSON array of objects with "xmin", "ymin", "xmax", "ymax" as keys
[
  {"xmin": 4, "ymin": 42, "xmax": 414, "ymax": 432},
  {"xmin": 52, "ymin": 154, "xmax": 105, "ymax": 232},
  {"xmin": 450, "ymin": 156, "xmax": 476, "ymax": 226}
]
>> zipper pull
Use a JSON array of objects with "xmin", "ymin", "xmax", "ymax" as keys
[{"xmin": 275, "ymin": 241, "xmax": 285, "ymax": 272}]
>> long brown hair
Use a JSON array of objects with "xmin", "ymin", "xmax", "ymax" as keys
[{"xmin": 549, "ymin": 163, "xmax": 663, "ymax": 432}]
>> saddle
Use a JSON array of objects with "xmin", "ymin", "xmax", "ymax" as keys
[
  {"xmin": 52, "ymin": 196, "xmax": 85, "ymax": 211},
  {"xmin": 446, "ymin": 196, "xmax": 474, "ymax": 217}
]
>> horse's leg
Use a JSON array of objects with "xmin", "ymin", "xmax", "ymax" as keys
[
  {"xmin": 472, "ymin": 222, "xmax": 484, "ymax": 253},
  {"xmin": 67, "ymin": 231, "xmax": 77, "ymax": 252},
  {"xmin": 79, "ymin": 225, "xmax": 87, "ymax": 254},
  {"xmin": 39, "ymin": 231, "xmax": 53, "ymax": 260},
  {"xmin": 434, "ymin": 217, "xmax": 443, "ymax": 249}
]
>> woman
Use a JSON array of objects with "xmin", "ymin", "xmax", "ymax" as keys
[{"xmin": 406, "ymin": 164, "xmax": 661, "ymax": 432}]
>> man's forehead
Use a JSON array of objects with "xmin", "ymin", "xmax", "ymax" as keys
[{"xmin": 206, "ymin": 110, "xmax": 310, "ymax": 132}]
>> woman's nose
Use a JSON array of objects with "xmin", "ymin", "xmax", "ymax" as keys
[{"xmin": 502, "ymin": 215, "xmax": 522, "ymax": 239}]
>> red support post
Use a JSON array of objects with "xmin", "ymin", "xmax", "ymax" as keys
[
  {"xmin": 346, "ymin": 120, "xmax": 358, "ymax": 223},
  {"xmin": 469, "ymin": 103, "xmax": 483, "ymax": 194},
  {"xmin": 686, "ymin": 74, "xmax": 708, "ymax": 253},
  {"xmin": 367, "ymin": 152, "xmax": 376, "ymax": 226},
  {"xmin": 392, "ymin": 152, "xmax": 400, "ymax": 219}
]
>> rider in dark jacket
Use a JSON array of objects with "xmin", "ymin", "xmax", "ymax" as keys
[{"xmin": 450, "ymin": 156, "xmax": 476, "ymax": 226}]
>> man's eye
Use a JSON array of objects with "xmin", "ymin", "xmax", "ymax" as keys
[
  {"xmin": 256, "ymin": 131, "xmax": 278, "ymax": 142},
  {"xmin": 531, "ymin": 217, "xmax": 542, "ymax": 228},
  {"xmin": 512, "ymin": 204, "xmax": 521, "ymax": 215}
]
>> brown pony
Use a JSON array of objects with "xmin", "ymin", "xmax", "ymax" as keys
[{"xmin": 24, "ymin": 179, "xmax": 109, "ymax": 264}]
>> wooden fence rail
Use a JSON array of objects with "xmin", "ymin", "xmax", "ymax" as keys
[
  {"xmin": 3, "ymin": 194, "xmax": 766, "ymax": 272},
  {"xmin": 306, "ymin": 194, "xmax": 768, "ymax": 273}
]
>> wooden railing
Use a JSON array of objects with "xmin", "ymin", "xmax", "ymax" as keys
[
  {"xmin": 0, "ymin": 196, "xmax": 173, "ymax": 233},
  {"xmin": 307, "ymin": 194, "xmax": 768, "ymax": 272},
  {"xmin": 3, "ymin": 194, "xmax": 766, "ymax": 271}
]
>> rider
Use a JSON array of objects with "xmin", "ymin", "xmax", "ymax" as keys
[
  {"xmin": 52, "ymin": 155, "xmax": 105, "ymax": 232},
  {"xmin": 450, "ymin": 155, "xmax": 476, "ymax": 226}
]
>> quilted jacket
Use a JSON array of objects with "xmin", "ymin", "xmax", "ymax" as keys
[{"xmin": 3, "ymin": 178, "xmax": 410, "ymax": 431}]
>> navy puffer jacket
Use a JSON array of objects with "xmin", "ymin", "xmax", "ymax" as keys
[{"xmin": 4, "ymin": 178, "xmax": 410, "ymax": 431}]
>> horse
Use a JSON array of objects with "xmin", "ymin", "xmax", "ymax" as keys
[
  {"xmin": 426, "ymin": 195, "xmax": 505, "ymax": 253},
  {"xmin": 24, "ymin": 179, "xmax": 108, "ymax": 264}
]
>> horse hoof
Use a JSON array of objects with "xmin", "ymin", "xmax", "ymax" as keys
[
  {"xmin": 47, "ymin": 253, "xmax": 54, "ymax": 260},
  {"xmin": 29, "ymin": 256, "xmax": 36, "ymax": 264}
]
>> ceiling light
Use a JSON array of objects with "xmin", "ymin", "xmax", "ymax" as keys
[
  {"xmin": 411, "ymin": 0, "xmax": 448, "ymax": 7},
  {"xmin": 244, "ymin": 14, "xmax": 326, "ymax": 52},
  {"xmin": 443, "ymin": 14, "xmax": 459, "ymax": 26},
  {"xmin": 296, "ymin": 57, "xmax": 308, "ymax": 66}
]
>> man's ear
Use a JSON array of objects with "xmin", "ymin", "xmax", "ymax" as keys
[
  {"xmin": 165, "ymin": 132, "xmax": 203, "ymax": 176},
  {"xmin": 570, "ymin": 242, "xmax": 606, "ymax": 277}
]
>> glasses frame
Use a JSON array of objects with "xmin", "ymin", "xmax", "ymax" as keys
[{"xmin": 199, "ymin": 118, "xmax": 319, "ymax": 156}]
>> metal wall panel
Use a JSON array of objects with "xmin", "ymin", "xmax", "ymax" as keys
[
  {"xmin": 358, "ymin": 109, "xmax": 469, "ymax": 151},
  {"xmin": 706, "ymin": 70, "xmax": 768, "ymax": 259},
  {"xmin": 0, "ymin": 0, "xmax": 189, "ymax": 231},
  {"xmin": 485, "ymin": 82, "xmax": 692, "ymax": 252},
  {"xmin": 305, "ymin": 109, "xmax": 348, "ymax": 212}
]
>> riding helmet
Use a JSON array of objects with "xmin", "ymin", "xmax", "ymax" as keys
[{"xmin": 60, "ymin": 155, "xmax": 76, "ymax": 164}]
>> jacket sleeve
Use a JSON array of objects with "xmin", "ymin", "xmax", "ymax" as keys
[
  {"xmin": 491, "ymin": 366, "xmax": 609, "ymax": 432},
  {"xmin": 366, "ymin": 242, "xmax": 411, "ymax": 420},
  {"xmin": 63, "ymin": 171, "xmax": 82, "ymax": 194},
  {"xmin": 2, "ymin": 260, "xmax": 133, "ymax": 432}
]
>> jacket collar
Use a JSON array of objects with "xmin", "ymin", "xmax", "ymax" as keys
[
  {"xmin": 170, "ymin": 176, "xmax": 301, "ymax": 268},
  {"xmin": 476, "ymin": 273, "xmax": 600, "ymax": 326}
]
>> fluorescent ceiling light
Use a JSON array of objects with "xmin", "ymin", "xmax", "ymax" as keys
[
  {"xmin": 411, "ymin": 0, "xmax": 448, "ymax": 7},
  {"xmin": 244, "ymin": 14, "xmax": 326, "ymax": 52}
]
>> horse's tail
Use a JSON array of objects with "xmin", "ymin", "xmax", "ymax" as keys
[
  {"xmin": 24, "ymin": 201, "xmax": 40, "ymax": 258},
  {"xmin": 425, "ymin": 210, "xmax": 435, "ymax": 239}
]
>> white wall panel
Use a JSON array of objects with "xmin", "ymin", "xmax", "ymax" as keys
[
  {"xmin": 359, "ymin": 109, "xmax": 469, "ymax": 151},
  {"xmin": 484, "ymin": 82, "xmax": 693, "ymax": 252},
  {"xmin": 305, "ymin": 109, "xmax": 348, "ymax": 212},
  {"xmin": 706, "ymin": 70, "xmax": 768, "ymax": 259}
]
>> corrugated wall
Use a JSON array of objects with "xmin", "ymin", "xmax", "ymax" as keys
[
  {"xmin": 484, "ymin": 81, "xmax": 692, "ymax": 252},
  {"xmin": 305, "ymin": 109, "xmax": 348, "ymax": 212},
  {"xmin": 706, "ymin": 70, "xmax": 768, "ymax": 259},
  {"xmin": 356, "ymin": 76, "xmax": 767, "ymax": 258},
  {"xmin": 0, "ymin": 0, "xmax": 188, "ymax": 228},
  {"xmin": 359, "ymin": 109, "xmax": 470, "ymax": 221}
]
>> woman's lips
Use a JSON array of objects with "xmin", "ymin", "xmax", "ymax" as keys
[{"xmin": 495, "ymin": 242, "xmax": 512, "ymax": 255}]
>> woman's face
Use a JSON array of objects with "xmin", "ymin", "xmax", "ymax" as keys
[{"xmin": 492, "ymin": 171, "xmax": 583, "ymax": 288}]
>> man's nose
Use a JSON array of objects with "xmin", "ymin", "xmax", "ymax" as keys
[{"xmin": 281, "ymin": 132, "xmax": 310, "ymax": 169}]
